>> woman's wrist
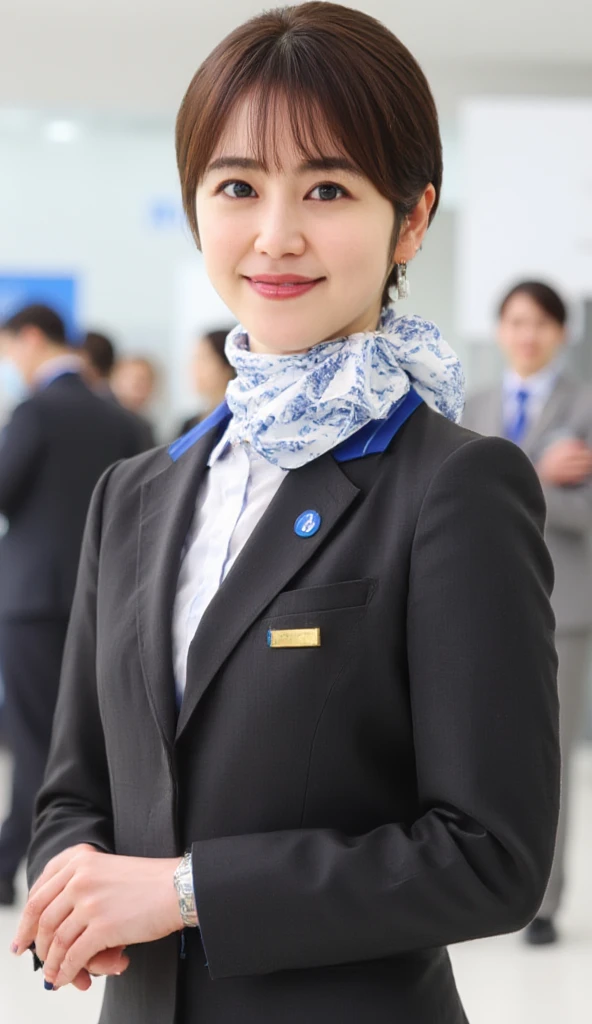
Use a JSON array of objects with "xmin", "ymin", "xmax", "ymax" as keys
[{"xmin": 173, "ymin": 852, "xmax": 199, "ymax": 928}]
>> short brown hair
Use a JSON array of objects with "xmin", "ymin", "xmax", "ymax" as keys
[{"xmin": 176, "ymin": 2, "xmax": 442, "ymax": 308}]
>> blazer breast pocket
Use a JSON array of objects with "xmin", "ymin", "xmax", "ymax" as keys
[
  {"xmin": 259, "ymin": 579, "xmax": 376, "ymax": 699},
  {"xmin": 265, "ymin": 577, "xmax": 376, "ymax": 619}
]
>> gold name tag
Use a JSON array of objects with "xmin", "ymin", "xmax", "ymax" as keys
[{"xmin": 267, "ymin": 628, "xmax": 321, "ymax": 649}]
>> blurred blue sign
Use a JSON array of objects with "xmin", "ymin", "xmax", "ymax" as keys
[
  {"xmin": 0, "ymin": 273, "xmax": 79, "ymax": 342},
  {"xmin": 147, "ymin": 198, "xmax": 185, "ymax": 232}
]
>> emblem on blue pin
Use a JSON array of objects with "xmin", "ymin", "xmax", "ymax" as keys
[{"xmin": 294, "ymin": 510, "xmax": 321, "ymax": 538}]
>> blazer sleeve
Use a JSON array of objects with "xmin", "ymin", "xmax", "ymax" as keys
[
  {"xmin": 27, "ymin": 462, "xmax": 121, "ymax": 887},
  {"xmin": 0, "ymin": 399, "xmax": 46, "ymax": 516},
  {"xmin": 190, "ymin": 436, "xmax": 560, "ymax": 980}
]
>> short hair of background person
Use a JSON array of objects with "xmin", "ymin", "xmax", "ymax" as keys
[
  {"xmin": 194, "ymin": 329, "xmax": 235, "ymax": 395},
  {"xmin": 80, "ymin": 331, "xmax": 116, "ymax": 386},
  {"xmin": 2, "ymin": 303, "xmax": 67, "ymax": 344},
  {"xmin": 0, "ymin": 304, "xmax": 69, "ymax": 387},
  {"xmin": 111, "ymin": 357, "xmax": 158, "ymax": 415},
  {"xmin": 498, "ymin": 281, "xmax": 568, "ymax": 327},
  {"xmin": 497, "ymin": 281, "xmax": 568, "ymax": 379},
  {"xmin": 176, "ymin": 327, "xmax": 235, "ymax": 437}
]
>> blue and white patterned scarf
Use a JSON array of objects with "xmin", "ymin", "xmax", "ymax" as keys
[{"xmin": 224, "ymin": 304, "xmax": 465, "ymax": 469}]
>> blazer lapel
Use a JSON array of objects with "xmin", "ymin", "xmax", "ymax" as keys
[
  {"xmin": 175, "ymin": 452, "xmax": 360, "ymax": 741},
  {"xmin": 136, "ymin": 432, "xmax": 216, "ymax": 751}
]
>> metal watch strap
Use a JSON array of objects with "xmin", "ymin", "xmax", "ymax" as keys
[{"xmin": 173, "ymin": 851, "xmax": 199, "ymax": 928}]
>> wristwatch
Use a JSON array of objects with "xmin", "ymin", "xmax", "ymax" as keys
[{"xmin": 173, "ymin": 851, "xmax": 199, "ymax": 927}]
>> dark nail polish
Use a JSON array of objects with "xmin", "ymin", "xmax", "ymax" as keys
[
  {"xmin": 10, "ymin": 943, "xmax": 18, "ymax": 954},
  {"xmin": 44, "ymin": 980, "xmax": 54, "ymax": 991}
]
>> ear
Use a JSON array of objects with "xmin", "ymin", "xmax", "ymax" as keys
[{"xmin": 393, "ymin": 185, "xmax": 436, "ymax": 265}]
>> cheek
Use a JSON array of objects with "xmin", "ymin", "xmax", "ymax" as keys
[
  {"xmin": 198, "ymin": 207, "xmax": 245, "ymax": 276},
  {"xmin": 318, "ymin": 212, "xmax": 391, "ymax": 278}
]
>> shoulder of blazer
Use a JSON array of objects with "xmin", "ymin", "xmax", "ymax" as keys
[
  {"xmin": 557, "ymin": 372, "xmax": 592, "ymax": 406},
  {"xmin": 373, "ymin": 402, "xmax": 492, "ymax": 501}
]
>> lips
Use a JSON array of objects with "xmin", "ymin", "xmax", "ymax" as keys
[
  {"xmin": 245, "ymin": 275, "xmax": 324, "ymax": 301},
  {"xmin": 247, "ymin": 275, "xmax": 323, "ymax": 285}
]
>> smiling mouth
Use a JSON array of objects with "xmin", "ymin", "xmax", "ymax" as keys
[
  {"xmin": 245, "ymin": 276, "xmax": 324, "ymax": 285},
  {"xmin": 244, "ymin": 276, "xmax": 325, "ymax": 300}
]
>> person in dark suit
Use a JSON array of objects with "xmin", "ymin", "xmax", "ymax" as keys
[
  {"xmin": 81, "ymin": 330, "xmax": 157, "ymax": 450},
  {"xmin": 463, "ymin": 280, "xmax": 592, "ymax": 946},
  {"xmin": 13, "ymin": 6, "xmax": 559, "ymax": 1022},
  {"xmin": 0, "ymin": 304, "xmax": 143, "ymax": 906},
  {"xmin": 176, "ymin": 328, "xmax": 236, "ymax": 437}
]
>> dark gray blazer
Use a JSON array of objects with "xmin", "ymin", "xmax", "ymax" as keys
[
  {"xmin": 0, "ymin": 372, "xmax": 143, "ymax": 618},
  {"xmin": 463, "ymin": 373, "xmax": 592, "ymax": 632},
  {"xmin": 28, "ymin": 401, "xmax": 559, "ymax": 1024}
]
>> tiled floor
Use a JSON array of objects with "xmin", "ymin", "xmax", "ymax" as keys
[{"xmin": 1, "ymin": 746, "xmax": 591, "ymax": 1023}]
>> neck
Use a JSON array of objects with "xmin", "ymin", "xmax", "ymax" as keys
[{"xmin": 30, "ymin": 344, "xmax": 70, "ymax": 377}]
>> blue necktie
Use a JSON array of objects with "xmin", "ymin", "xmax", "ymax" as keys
[{"xmin": 506, "ymin": 388, "xmax": 529, "ymax": 445}]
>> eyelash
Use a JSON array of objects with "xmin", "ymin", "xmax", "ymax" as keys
[{"xmin": 214, "ymin": 179, "xmax": 350, "ymax": 202}]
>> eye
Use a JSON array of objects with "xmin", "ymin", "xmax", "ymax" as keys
[
  {"xmin": 308, "ymin": 183, "xmax": 348, "ymax": 201},
  {"xmin": 217, "ymin": 180, "xmax": 256, "ymax": 199}
]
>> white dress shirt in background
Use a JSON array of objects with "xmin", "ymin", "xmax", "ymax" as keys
[
  {"xmin": 502, "ymin": 359, "xmax": 562, "ymax": 437},
  {"xmin": 172, "ymin": 428, "xmax": 288, "ymax": 698}
]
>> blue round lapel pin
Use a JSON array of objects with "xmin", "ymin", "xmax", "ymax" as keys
[{"xmin": 294, "ymin": 510, "xmax": 322, "ymax": 538}]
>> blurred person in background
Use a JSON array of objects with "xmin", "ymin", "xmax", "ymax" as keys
[
  {"xmin": 111, "ymin": 356, "xmax": 158, "ymax": 422},
  {"xmin": 81, "ymin": 330, "xmax": 156, "ymax": 449},
  {"xmin": 463, "ymin": 280, "xmax": 592, "ymax": 946},
  {"xmin": 0, "ymin": 304, "xmax": 143, "ymax": 906},
  {"xmin": 177, "ymin": 327, "xmax": 236, "ymax": 436}
]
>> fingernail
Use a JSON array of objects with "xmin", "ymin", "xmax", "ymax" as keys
[
  {"xmin": 10, "ymin": 943, "xmax": 18, "ymax": 954},
  {"xmin": 44, "ymin": 980, "xmax": 54, "ymax": 991}
]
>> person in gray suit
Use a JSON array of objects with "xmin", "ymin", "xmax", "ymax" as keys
[{"xmin": 463, "ymin": 280, "xmax": 592, "ymax": 946}]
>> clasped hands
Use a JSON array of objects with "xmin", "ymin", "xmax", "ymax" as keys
[{"xmin": 10, "ymin": 844, "xmax": 186, "ymax": 992}]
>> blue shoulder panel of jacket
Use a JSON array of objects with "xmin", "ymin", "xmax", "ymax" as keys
[{"xmin": 168, "ymin": 389, "xmax": 423, "ymax": 465}]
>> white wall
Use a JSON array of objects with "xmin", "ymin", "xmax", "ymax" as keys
[{"xmin": 0, "ymin": 122, "xmax": 197, "ymax": 435}]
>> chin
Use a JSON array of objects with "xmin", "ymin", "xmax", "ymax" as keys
[{"xmin": 244, "ymin": 311, "xmax": 329, "ymax": 355}]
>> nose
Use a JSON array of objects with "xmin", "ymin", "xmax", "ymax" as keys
[{"xmin": 254, "ymin": 198, "xmax": 306, "ymax": 260}]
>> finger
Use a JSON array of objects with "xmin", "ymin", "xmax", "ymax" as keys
[
  {"xmin": 12, "ymin": 864, "xmax": 76, "ymax": 956},
  {"xmin": 42, "ymin": 911, "xmax": 86, "ymax": 986},
  {"xmin": 29, "ymin": 844, "xmax": 95, "ymax": 901},
  {"xmin": 34, "ymin": 887, "xmax": 76, "ymax": 962},
  {"xmin": 52, "ymin": 929, "xmax": 103, "ymax": 990},
  {"xmin": 87, "ymin": 946, "xmax": 130, "ymax": 976},
  {"xmin": 71, "ymin": 969, "xmax": 93, "ymax": 992},
  {"xmin": 29, "ymin": 850, "xmax": 79, "ymax": 901}
]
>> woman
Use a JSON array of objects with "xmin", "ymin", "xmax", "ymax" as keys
[
  {"xmin": 464, "ymin": 280, "xmax": 592, "ymax": 946},
  {"xmin": 12, "ymin": 6, "xmax": 559, "ymax": 1023},
  {"xmin": 177, "ymin": 329, "xmax": 236, "ymax": 436}
]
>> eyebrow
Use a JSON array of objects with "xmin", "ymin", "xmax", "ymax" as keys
[{"xmin": 205, "ymin": 156, "xmax": 363, "ymax": 178}]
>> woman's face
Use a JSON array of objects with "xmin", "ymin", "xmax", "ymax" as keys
[
  {"xmin": 195, "ymin": 95, "xmax": 432, "ymax": 355},
  {"xmin": 191, "ymin": 337, "xmax": 232, "ymax": 402},
  {"xmin": 498, "ymin": 293, "xmax": 566, "ymax": 378}
]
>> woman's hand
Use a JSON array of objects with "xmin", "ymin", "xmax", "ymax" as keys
[
  {"xmin": 65, "ymin": 945, "xmax": 131, "ymax": 993},
  {"xmin": 11, "ymin": 843, "xmax": 185, "ymax": 990}
]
